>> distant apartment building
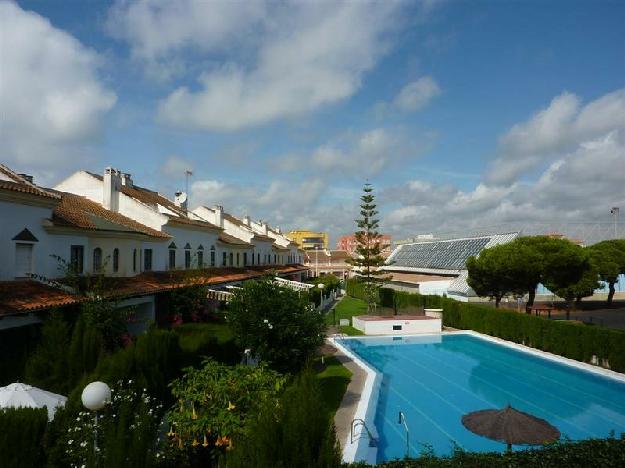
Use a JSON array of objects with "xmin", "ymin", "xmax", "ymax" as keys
[
  {"xmin": 336, "ymin": 233, "xmax": 392, "ymax": 255},
  {"xmin": 287, "ymin": 230, "xmax": 329, "ymax": 250}
]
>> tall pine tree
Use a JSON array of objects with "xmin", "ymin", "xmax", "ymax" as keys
[{"xmin": 349, "ymin": 183, "xmax": 389, "ymax": 312}]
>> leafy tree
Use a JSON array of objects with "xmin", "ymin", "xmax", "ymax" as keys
[
  {"xmin": 24, "ymin": 311, "xmax": 72, "ymax": 394},
  {"xmin": 466, "ymin": 243, "xmax": 519, "ymax": 308},
  {"xmin": 228, "ymin": 279, "xmax": 326, "ymax": 373},
  {"xmin": 0, "ymin": 407, "xmax": 48, "ymax": 468},
  {"xmin": 589, "ymin": 239, "xmax": 625, "ymax": 305},
  {"xmin": 166, "ymin": 358, "xmax": 285, "ymax": 459},
  {"xmin": 348, "ymin": 183, "xmax": 389, "ymax": 312},
  {"xmin": 226, "ymin": 371, "xmax": 341, "ymax": 468},
  {"xmin": 541, "ymin": 241, "xmax": 590, "ymax": 318}
]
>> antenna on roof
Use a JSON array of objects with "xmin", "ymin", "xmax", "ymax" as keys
[{"xmin": 185, "ymin": 170, "xmax": 193, "ymax": 204}]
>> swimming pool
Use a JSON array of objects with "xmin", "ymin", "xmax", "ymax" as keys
[{"xmin": 340, "ymin": 333, "xmax": 625, "ymax": 462}]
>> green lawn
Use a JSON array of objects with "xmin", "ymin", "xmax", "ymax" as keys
[
  {"xmin": 327, "ymin": 296, "xmax": 367, "ymax": 335},
  {"xmin": 316, "ymin": 355, "xmax": 352, "ymax": 416}
]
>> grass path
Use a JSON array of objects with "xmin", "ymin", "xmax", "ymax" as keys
[{"xmin": 327, "ymin": 296, "xmax": 367, "ymax": 335}]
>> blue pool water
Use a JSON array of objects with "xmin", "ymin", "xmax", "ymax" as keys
[{"xmin": 341, "ymin": 334, "xmax": 625, "ymax": 462}]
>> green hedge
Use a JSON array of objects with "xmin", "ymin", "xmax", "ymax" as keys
[
  {"xmin": 373, "ymin": 288, "xmax": 625, "ymax": 373},
  {"xmin": 0, "ymin": 407, "xmax": 48, "ymax": 468},
  {"xmin": 345, "ymin": 435, "xmax": 625, "ymax": 467}
]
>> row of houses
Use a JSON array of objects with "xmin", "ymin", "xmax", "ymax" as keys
[{"xmin": 0, "ymin": 164, "xmax": 308, "ymax": 329}]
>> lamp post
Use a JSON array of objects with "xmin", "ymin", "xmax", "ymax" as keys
[
  {"xmin": 315, "ymin": 245, "xmax": 319, "ymax": 277},
  {"xmin": 318, "ymin": 282, "xmax": 325, "ymax": 308},
  {"xmin": 81, "ymin": 381, "xmax": 111, "ymax": 467}
]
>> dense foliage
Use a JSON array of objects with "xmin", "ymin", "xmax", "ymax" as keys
[
  {"xmin": 62, "ymin": 381, "xmax": 162, "ymax": 468},
  {"xmin": 348, "ymin": 183, "xmax": 389, "ymax": 312},
  {"xmin": 228, "ymin": 279, "xmax": 326, "ymax": 372},
  {"xmin": 166, "ymin": 358, "xmax": 286, "ymax": 458},
  {"xmin": 226, "ymin": 371, "xmax": 342, "ymax": 468},
  {"xmin": 467, "ymin": 236, "xmax": 593, "ymax": 312},
  {"xmin": 589, "ymin": 239, "xmax": 625, "ymax": 305},
  {"xmin": 0, "ymin": 407, "xmax": 48, "ymax": 468},
  {"xmin": 346, "ymin": 435, "xmax": 625, "ymax": 467}
]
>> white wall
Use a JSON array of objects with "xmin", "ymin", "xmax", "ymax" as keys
[
  {"xmin": 162, "ymin": 225, "xmax": 221, "ymax": 270},
  {"xmin": 352, "ymin": 316, "xmax": 442, "ymax": 335}
]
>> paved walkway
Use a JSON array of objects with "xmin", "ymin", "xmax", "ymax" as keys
[{"xmin": 330, "ymin": 345, "xmax": 367, "ymax": 450}]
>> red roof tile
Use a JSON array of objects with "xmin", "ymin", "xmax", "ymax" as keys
[
  {"xmin": 0, "ymin": 165, "xmax": 60, "ymax": 199},
  {"xmin": 0, "ymin": 280, "xmax": 80, "ymax": 316}
]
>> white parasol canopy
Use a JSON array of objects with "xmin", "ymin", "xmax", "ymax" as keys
[{"xmin": 0, "ymin": 382, "xmax": 67, "ymax": 421}]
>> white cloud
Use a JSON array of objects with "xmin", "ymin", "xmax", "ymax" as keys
[
  {"xmin": 0, "ymin": 1, "xmax": 116, "ymax": 173},
  {"xmin": 160, "ymin": 156, "xmax": 194, "ymax": 178},
  {"xmin": 108, "ymin": 0, "xmax": 407, "ymax": 130},
  {"xmin": 393, "ymin": 76, "xmax": 441, "ymax": 111},
  {"xmin": 487, "ymin": 88, "xmax": 625, "ymax": 184}
]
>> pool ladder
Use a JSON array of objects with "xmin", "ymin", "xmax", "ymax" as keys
[{"xmin": 350, "ymin": 418, "xmax": 378, "ymax": 447}]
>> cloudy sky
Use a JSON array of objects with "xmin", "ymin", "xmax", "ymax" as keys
[{"xmin": 1, "ymin": 0, "xmax": 624, "ymax": 244}]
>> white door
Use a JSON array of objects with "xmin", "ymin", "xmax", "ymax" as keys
[{"xmin": 15, "ymin": 243, "xmax": 33, "ymax": 278}]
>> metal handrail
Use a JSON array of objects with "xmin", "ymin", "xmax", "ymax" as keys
[
  {"xmin": 398, "ymin": 411, "xmax": 410, "ymax": 458},
  {"xmin": 350, "ymin": 418, "xmax": 377, "ymax": 446}
]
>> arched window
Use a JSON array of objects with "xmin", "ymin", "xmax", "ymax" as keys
[
  {"xmin": 168, "ymin": 242, "xmax": 177, "ymax": 270},
  {"xmin": 133, "ymin": 249, "xmax": 137, "ymax": 272},
  {"xmin": 113, "ymin": 248, "xmax": 119, "ymax": 272},
  {"xmin": 229, "ymin": 252, "xmax": 234, "ymax": 266},
  {"xmin": 243, "ymin": 252, "xmax": 248, "ymax": 266},
  {"xmin": 93, "ymin": 248, "xmax": 102, "ymax": 272},
  {"xmin": 222, "ymin": 252, "xmax": 227, "ymax": 266},
  {"xmin": 236, "ymin": 252, "xmax": 240, "ymax": 267},
  {"xmin": 210, "ymin": 246, "xmax": 216, "ymax": 267}
]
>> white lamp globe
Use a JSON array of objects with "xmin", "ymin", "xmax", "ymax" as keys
[
  {"xmin": 81, "ymin": 381, "xmax": 111, "ymax": 411},
  {"xmin": 317, "ymin": 283, "xmax": 324, "ymax": 289}
]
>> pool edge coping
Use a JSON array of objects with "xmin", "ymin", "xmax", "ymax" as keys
[{"xmin": 332, "ymin": 329, "xmax": 625, "ymax": 464}]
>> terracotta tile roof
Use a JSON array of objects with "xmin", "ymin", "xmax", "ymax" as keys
[
  {"xmin": 87, "ymin": 172, "xmax": 220, "ymax": 231},
  {"xmin": 0, "ymin": 265, "xmax": 309, "ymax": 315},
  {"xmin": 51, "ymin": 192, "xmax": 170, "ymax": 238},
  {"xmin": 0, "ymin": 280, "xmax": 80, "ymax": 316},
  {"xmin": 218, "ymin": 232, "xmax": 252, "ymax": 246},
  {"xmin": 0, "ymin": 164, "xmax": 60, "ymax": 199}
]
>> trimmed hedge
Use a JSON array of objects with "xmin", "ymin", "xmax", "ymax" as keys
[
  {"xmin": 0, "ymin": 407, "xmax": 48, "ymax": 468},
  {"xmin": 372, "ymin": 287, "xmax": 625, "ymax": 373},
  {"xmin": 345, "ymin": 435, "xmax": 625, "ymax": 467}
]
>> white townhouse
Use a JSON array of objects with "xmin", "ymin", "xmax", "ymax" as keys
[
  {"xmin": 55, "ymin": 168, "xmax": 229, "ymax": 272},
  {"xmin": 194, "ymin": 205, "xmax": 280, "ymax": 267},
  {"xmin": 264, "ymin": 225, "xmax": 305, "ymax": 265}
]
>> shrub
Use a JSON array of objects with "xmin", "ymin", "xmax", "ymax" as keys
[
  {"xmin": 0, "ymin": 407, "xmax": 48, "ymax": 468},
  {"xmin": 226, "ymin": 371, "xmax": 341, "ymax": 468}
]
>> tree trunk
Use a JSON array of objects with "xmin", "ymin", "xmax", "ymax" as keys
[
  {"xmin": 525, "ymin": 289, "xmax": 535, "ymax": 314},
  {"xmin": 607, "ymin": 281, "xmax": 615, "ymax": 306},
  {"xmin": 495, "ymin": 296, "xmax": 501, "ymax": 308}
]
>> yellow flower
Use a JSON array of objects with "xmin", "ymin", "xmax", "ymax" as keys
[
  {"xmin": 167, "ymin": 426, "xmax": 175, "ymax": 437},
  {"xmin": 202, "ymin": 435, "xmax": 209, "ymax": 448},
  {"xmin": 227, "ymin": 401, "xmax": 236, "ymax": 411},
  {"xmin": 191, "ymin": 404, "xmax": 197, "ymax": 420},
  {"xmin": 192, "ymin": 438, "xmax": 199, "ymax": 447}
]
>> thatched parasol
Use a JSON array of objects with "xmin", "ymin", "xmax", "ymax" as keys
[{"xmin": 461, "ymin": 405, "xmax": 560, "ymax": 451}]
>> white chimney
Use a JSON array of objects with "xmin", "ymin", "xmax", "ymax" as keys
[
  {"xmin": 275, "ymin": 226, "xmax": 281, "ymax": 234},
  {"xmin": 103, "ymin": 167, "xmax": 121, "ymax": 212},
  {"xmin": 120, "ymin": 172, "xmax": 133, "ymax": 188},
  {"xmin": 174, "ymin": 191, "xmax": 188, "ymax": 211},
  {"xmin": 243, "ymin": 215, "xmax": 251, "ymax": 226},
  {"xmin": 261, "ymin": 221, "xmax": 268, "ymax": 235},
  {"xmin": 214, "ymin": 205, "xmax": 224, "ymax": 228}
]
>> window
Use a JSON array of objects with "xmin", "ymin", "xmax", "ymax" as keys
[
  {"xmin": 169, "ymin": 249, "xmax": 176, "ymax": 270},
  {"xmin": 15, "ymin": 243, "xmax": 33, "ymax": 278},
  {"xmin": 144, "ymin": 249, "xmax": 153, "ymax": 271},
  {"xmin": 274, "ymin": 254, "xmax": 277, "ymax": 264},
  {"xmin": 113, "ymin": 248, "xmax": 119, "ymax": 272},
  {"xmin": 133, "ymin": 249, "xmax": 137, "ymax": 272},
  {"xmin": 229, "ymin": 252, "xmax": 234, "ymax": 266},
  {"xmin": 70, "ymin": 245, "xmax": 84, "ymax": 274},
  {"xmin": 236, "ymin": 252, "xmax": 240, "ymax": 267},
  {"xmin": 93, "ymin": 248, "xmax": 102, "ymax": 272},
  {"xmin": 222, "ymin": 252, "xmax": 227, "ymax": 266},
  {"xmin": 251, "ymin": 251, "xmax": 255, "ymax": 265},
  {"xmin": 243, "ymin": 252, "xmax": 247, "ymax": 266},
  {"xmin": 258, "ymin": 253, "xmax": 260, "ymax": 265},
  {"xmin": 197, "ymin": 250, "xmax": 204, "ymax": 267},
  {"xmin": 185, "ymin": 250, "xmax": 191, "ymax": 269},
  {"xmin": 393, "ymin": 325, "xmax": 402, "ymax": 331},
  {"xmin": 210, "ymin": 246, "xmax": 216, "ymax": 267}
]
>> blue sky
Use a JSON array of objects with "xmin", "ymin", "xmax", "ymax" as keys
[{"xmin": 2, "ymin": 0, "xmax": 624, "ymax": 243}]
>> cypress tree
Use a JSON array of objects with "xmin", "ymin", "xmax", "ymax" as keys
[{"xmin": 348, "ymin": 183, "xmax": 389, "ymax": 312}]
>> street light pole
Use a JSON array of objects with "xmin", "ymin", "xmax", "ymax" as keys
[{"xmin": 315, "ymin": 246, "xmax": 319, "ymax": 277}]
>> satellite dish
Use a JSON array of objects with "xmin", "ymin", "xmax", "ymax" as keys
[{"xmin": 175, "ymin": 191, "xmax": 188, "ymax": 206}]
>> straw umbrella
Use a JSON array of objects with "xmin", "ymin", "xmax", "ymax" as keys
[{"xmin": 461, "ymin": 405, "xmax": 560, "ymax": 451}]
